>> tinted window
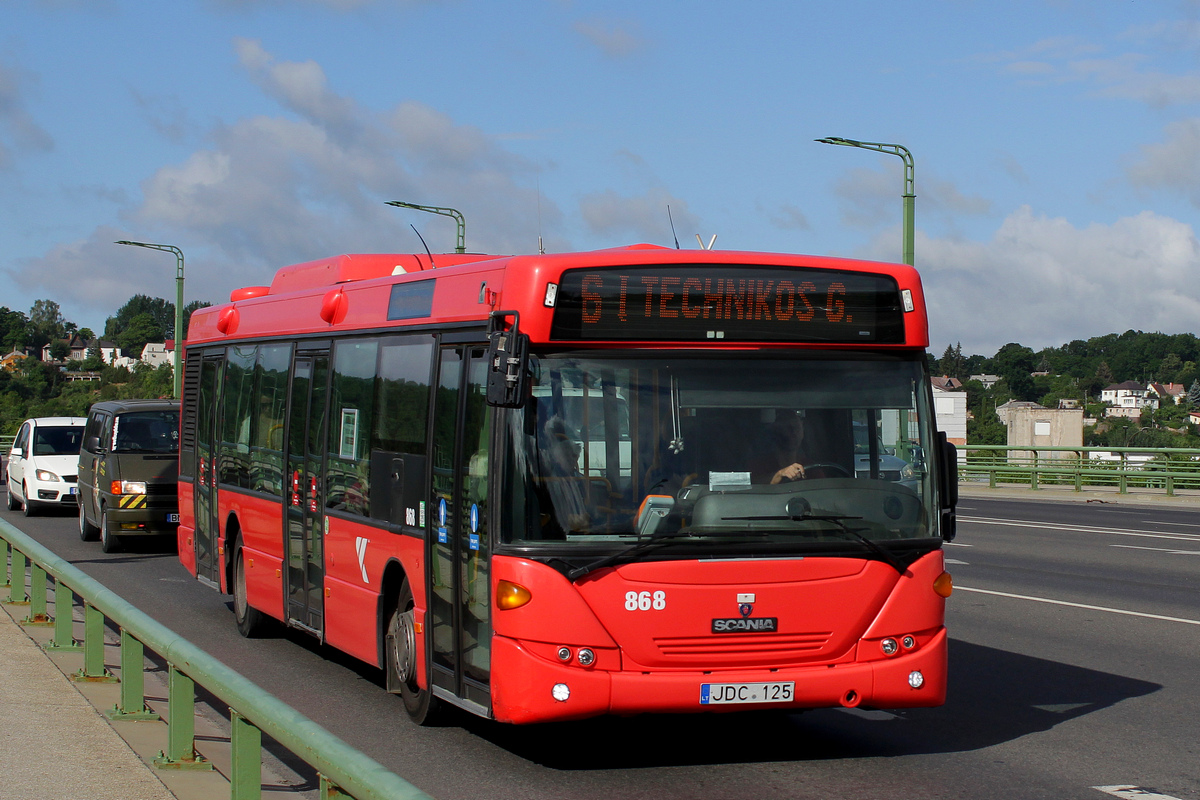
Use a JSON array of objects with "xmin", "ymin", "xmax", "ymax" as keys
[
  {"xmin": 250, "ymin": 343, "xmax": 292, "ymax": 496},
  {"xmin": 326, "ymin": 339, "xmax": 379, "ymax": 516},
  {"xmin": 113, "ymin": 412, "xmax": 178, "ymax": 454},
  {"xmin": 33, "ymin": 425, "xmax": 83, "ymax": 456}
]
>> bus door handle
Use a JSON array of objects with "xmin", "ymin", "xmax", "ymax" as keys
[
  {"xmin": 292, "ymin": 470, "xmax": 301, "ymax": 506},
  {"xmin": 308, "ymin": 476, "xmax": 319, "ymax": 513}
]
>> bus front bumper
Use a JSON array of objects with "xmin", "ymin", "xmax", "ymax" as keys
[{"xmin": 489, "ymin": 627, "xmax": 947, "ymax": 724}]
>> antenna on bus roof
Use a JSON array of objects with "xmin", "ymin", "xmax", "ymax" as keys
[
  {"xmin": 667, "ymin": 205, "xmax": 680, "ymax": 249},
  {"xmin": 411, "ymin": 224, "xmax": 435, "ymax": 268}
]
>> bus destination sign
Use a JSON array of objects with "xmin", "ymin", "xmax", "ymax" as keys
[{"xmin": 549, "ymin": 265, "xmax": 906, "ymax": 343}]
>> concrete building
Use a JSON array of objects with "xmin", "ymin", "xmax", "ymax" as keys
[{"xmin": 1007, "ymin": 406, "xmax": 1085, "ymax": 461}]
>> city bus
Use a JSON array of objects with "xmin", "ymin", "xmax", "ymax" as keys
[{"xmin": 178, "ymin": 244, "xmax": 957, "ymax": 725}]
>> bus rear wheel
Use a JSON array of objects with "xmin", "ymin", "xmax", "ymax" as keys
[
  {"xmin": 387, "ymin": 580, "xmax": 439, "ymax": 725},
  {"xmin": 234, "ymin": 545, "xmax": 271, "ymax": 638}
]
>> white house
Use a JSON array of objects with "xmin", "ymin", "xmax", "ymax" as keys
[
  {"xmin": 1101, "ymin": 381, "xmax": 1158, "ymax": 420},
  {"xmin": 111, "ymin": 341, "xmax": 174, "ymax": 370},
  {"xmin": 931, "ymin": 384, "xmax": 967, "ymax": 448}
]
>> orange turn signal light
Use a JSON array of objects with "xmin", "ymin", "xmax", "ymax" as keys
[
  {"xmin": 110, "ymin": 480, "xmax": 123, "ymax": 495},
  {"xmin": 496, "ymin": 580, "xmax": 532, "ymax": 610},
  {"xmin": 933, "ymin": 571, "xmax": 953, "ymax": 598}
]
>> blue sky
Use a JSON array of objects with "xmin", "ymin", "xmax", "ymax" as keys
[{"xmin": 3, "ymin": 0, "xmax": 1200, "ymax": 357}]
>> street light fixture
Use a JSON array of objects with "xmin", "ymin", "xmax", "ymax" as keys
[
  {"xmin": 114, "ymin": 240, "xmax": 184, "ymax": 399},
  {"xmin": 815, "ymin": 136, "xmax": 915, "ymax": 266},
  {"xmin": 385, "ymin": 201, "xmax": 467, "ymax": 253}
]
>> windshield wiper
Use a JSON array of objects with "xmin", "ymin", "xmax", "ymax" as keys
[
  {"xmin": 566, "ymin": 532, "xmax": 702, "ymax": 582},
  {"xmin": 723, "ymin": 511, "xmax": 906, "ymax": 574}
]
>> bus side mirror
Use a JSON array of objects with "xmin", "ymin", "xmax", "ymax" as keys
[
  {"xmin": 937, "ymin": 431, "xmax": 958, "ymax": 542},
  {"xmin": 486, "ymin": 310, "xmax": 530, "ymax": 408}
]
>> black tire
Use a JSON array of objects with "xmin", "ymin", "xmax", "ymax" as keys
[
  {"xmin": 6, "ymin": 481, "xmax": 17, "ymax": 511},
  {"xmin": 21, "ymin": 484, "xmax": 36, "ymax": 517},
  {"xmin": 79, "ymin": 499, "xmax": 99, "ymax": 541},
  {"xmin": 233, "ymin": 544, "xmax": 271, "ymax": 637},
  {"xmin": 387, "ymin": 580, "xmax": 440, "ymax": 725},
  {"xmin": 99, "ymin": 506, "xmax": 121, "ymax": 553}
]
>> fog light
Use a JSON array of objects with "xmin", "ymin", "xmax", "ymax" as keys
[
  {"xmin": 901, "ymin": 635, "xmax": 916, "ymax": 650},
  {"xmin": 557, "ymin": 646, "xmax": 572, "ymax": 662},
  {"xmin": 577, "ymin": 648, "xmax": 595, "ymax": 666},
  {"xmin": 908, "ymin": 670, "xmax": 924, "ymax": 689},
  {"xmin": 552, "ymin": 683, "xmax": 570, "ymax": 702},
  {"xmin": 880, "ymin": 638, "xmax": 899, "ymax": 656}
]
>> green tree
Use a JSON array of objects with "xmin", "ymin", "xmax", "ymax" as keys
[{"xmin": 115, "ymin": 313, "xmax": 164, "ymax": 358}]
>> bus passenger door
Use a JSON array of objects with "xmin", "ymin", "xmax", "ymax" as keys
[
  {"xmin": 194, "ymin": 352, "xmax": 224, "ymax": 586},
  {"xmin": 428, "ymin": 345, "xmax": 492, "ymax": 713},
  {"xmin": 285, "ymin": 349, "xmax": 330, "ymax": 635}
]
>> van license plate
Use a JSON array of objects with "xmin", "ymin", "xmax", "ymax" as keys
[
  {"xmin": 166, "ymin": 513, "xmax": 180, "ymax": 523},
  {"xmin": 700, "ymin": 682, "xmax": 794, "ymax": 705}
]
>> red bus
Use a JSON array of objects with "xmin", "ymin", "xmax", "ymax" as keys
[{"xmin": 178, "ymin": 244, "xmax": 957, "ymax": 725}]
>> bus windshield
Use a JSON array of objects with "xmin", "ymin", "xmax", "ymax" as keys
[{"xmin": 501, "ymin": 352, "xmax": 937, "ymax": 551}]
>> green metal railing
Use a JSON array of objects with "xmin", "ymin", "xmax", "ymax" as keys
[
  {"xmin": 961, "ymin": 445, "xmax": 1200, "ymax": 496},
  {"xmin": 0, "ymin": 518, "xmax": 434, "ymax": 800}
]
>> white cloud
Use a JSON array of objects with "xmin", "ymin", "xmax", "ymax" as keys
[
  {"xmin": 10, "ymin": 42, "xmax": 557, "ymax": 314},
  {"xmin": 0, "ymin": 61, "xmax": 54, "ymax": 169},
  {"xmin": 1126, "ymin": 118, "xmax": 1200, "ymax": 205},
  {"xmin": 573, "ymin": 18, "xmax": 647, "ymax": 59},
  {"xmin": 579, "ymin": 187, "xmax": 698, "ymax": 245},
  {"xmin": 915, "ymin": 206, "xmax": 1200, "ymax": 355}
]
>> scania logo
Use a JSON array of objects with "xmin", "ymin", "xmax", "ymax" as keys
[{"xmin": 712, "ymin": 616, "xmax": 779, "ymax": 633}]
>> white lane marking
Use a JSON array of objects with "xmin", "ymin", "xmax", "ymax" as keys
[
  {"xmin": 1094, "ymin": 786, "xmax": 1188, "ymax": 800},
  {"xmin": 945, "ymin": 558, "xmax": 970, "ymax": 565},
  {"xmin": 945, "ymin": 541, "xmax": 973, "ymax": 547},
  {"xmin": 956, "ymin": 586, "xmax": 1200, "ymax": 626},
  {"xmin": 961, "ymin": 516, "xmax": 1200, "ymax": 543},
  {"xmin": 1146, "ymin": 520, "xmax": 1200, "ymax": 529},
  {"xmin": 1111, "ymin": 544, "xmax": 1200, "ymax": 556}
]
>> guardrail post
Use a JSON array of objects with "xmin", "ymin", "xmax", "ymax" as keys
[
  {"xmin": 107, "ymin": 629, "xmax": 159, "ymax": 721},
  {"xmin": 23, "ymin": 562, "xmax": 52, "ymax": 625},
  {"xmin": 72, "ymin": 603, "xmax": 117, "ymax": 682},
  {"xmin": 154, "ymin": 665, "xmax": 212, "ymax": 770},
  {"xmin": 6, "ymin": 549, "xmax": 28, "ymax": 605},
  {"xmin": 230, "ymin": 709, "xmax": 262, "ymax": 800},
  {"xmin": 319, "ymin": 774, "xmax": 351, "ymax": 799},
  {"xmin": 2, "ymin": 538, "xmax": 10, "ymax": 588},
  {"xmin": 1031, "ymin": 452, "xmax": 1039, "ymax": 490},
  {"xmin": 45, "ymin": 579, "xmax": 81, "ymax": 652},
  {"xmin": 1167, "ymin": 473, "xmax": 1175, "ymax": 496}
]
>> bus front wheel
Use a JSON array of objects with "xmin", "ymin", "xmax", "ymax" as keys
[{"xmin": 387, "ymin": 580, "xmax": 440, "ymax": 725}]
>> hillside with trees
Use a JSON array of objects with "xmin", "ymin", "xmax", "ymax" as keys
[
  {"xmin": 932, "ymin": 331, "xmax": 1200, "ymax": 448},
  {"xmin": 1, "ymin": 295, "xmax": 210, "ymax": 436}
]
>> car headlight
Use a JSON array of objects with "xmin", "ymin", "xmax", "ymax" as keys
[
  {"xmin": 901, "ymin": 463, "xmax": 916, "ymax": 480},
  {"xmin": 35, "ymin": 469, "xmax": 61, "ymax": 482}
]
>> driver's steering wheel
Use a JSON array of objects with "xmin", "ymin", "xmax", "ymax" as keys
[{"xmin": 802, "ymin": 462, "xmax": 853, "ymax": 479}]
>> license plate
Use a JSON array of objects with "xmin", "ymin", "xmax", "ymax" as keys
[
  {"xmin": 700, "ymin": 681, "xmax": 794, "ymax": 705},
  {"xmin": 166, "ymin": 513, "xmax": 180, "ymax": 523},
  {"xmin": 69, "ymin": 487, "xmax": 77, "ymax": 495}
]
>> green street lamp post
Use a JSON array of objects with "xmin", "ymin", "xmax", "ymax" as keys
[
  {"xmin": 815, "ymin": 136, "xmax": 915, "ymax": 266},
  {"xmin": 115, "ymin": 240, "xmax": 185, "ymax": 398},
  {"xmin": 386, "ymin": 201, "xmax": 467, "ymax": 253}
]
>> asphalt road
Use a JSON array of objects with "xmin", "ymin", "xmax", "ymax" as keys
[{"xmin": 3, "ymin": 489, "xmax": 1198, "ymax": 800}]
